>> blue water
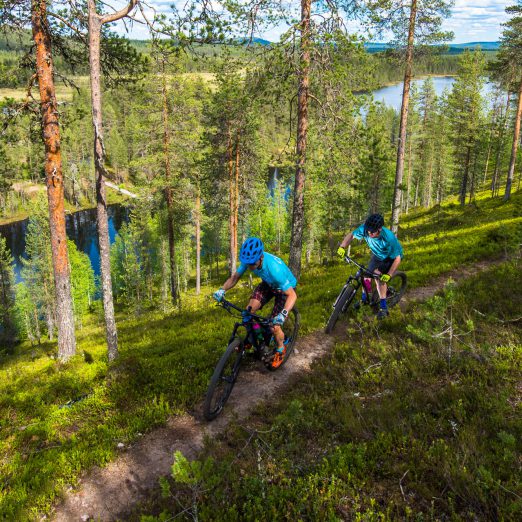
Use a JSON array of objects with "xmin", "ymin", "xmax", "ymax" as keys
[
  {"xmin": 373, "ymin": 76, "xmax": 498, "ymax": 110},
  {"xmin": 0, "ymin": 205, "xmax": 128, "ymax": 282}
]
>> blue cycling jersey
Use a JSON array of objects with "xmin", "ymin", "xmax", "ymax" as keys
[
  {"xmin": 353, "ymin": 225, "xmax": 403, "ymax": 260},
  {"xmin": 237, "ymin": 252, "xmax": 297, "ymax": 291}
]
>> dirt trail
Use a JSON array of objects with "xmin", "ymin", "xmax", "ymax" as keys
[{"xmin": 52, "ymin": 258, "xmax": 504, "ymax": 522}]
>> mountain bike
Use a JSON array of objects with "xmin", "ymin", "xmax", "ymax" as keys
[
  {"xmin": 203, "ymin": 299, "xmax": 300, "ymax": 421},
  {"xmin": 325, "ymin": 255, "xmax": 407, "ymax": 334}
]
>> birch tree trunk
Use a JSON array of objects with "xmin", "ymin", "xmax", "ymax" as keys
[
  {"xmin": 87, "ymin": 0, "xmax": 137, "ymax": 360},
  {"xmin": 505, "ymin": 76, "xmax": 522, "ymax": 201},
  {"xmin": 289, "ymin": 0, "xmax": 311, "ymax": 278},
  {"xmin": 391, "ymin": 0, "xmax": 417, "ymax": 233},
  {"xmin": 32, "ymin": 0, "xmax": 76, "ymax": 360}
]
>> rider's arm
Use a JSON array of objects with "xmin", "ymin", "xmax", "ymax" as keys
[
  {"xmin": 222, "ymin": 272, "xmax": 241, "ymax": 291},
  {"xmin": 387, "ymin": 255, "xmax": 401, "ymax": 277},
  {"xmin": 339, "ymin": 232, "xmax": 354, "ymax": 249},
  {"xmin": 282, "ymin": 287, "xmax": 297, "ymax": 313}
]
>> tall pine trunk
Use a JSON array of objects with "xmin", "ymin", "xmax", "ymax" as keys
[
  {"xmin": 195, "ymin": 185, "xmax": 201, "ymax": 295},
  {"xmin": 492, "ymin": 92, "xmax": 511, "ymax": 196},
  {"xmin": 227, "ymin": 127, "xmax": 237, "ymax": 274},
  {"xmin": 161, "ymin": 60, "xmax": 179, "ymax": 306},
  {"xmin": 460, "ymin": 146, "xmax": 472, "ymax": 205},
  {"xmin": 391, "ymin": 0, "xmax": 417, "ymax": 233},
  {"xmin": 88, "ymin": 1, "xmax": 136, "ymax": 361},
  {"xmin": 505, "ymin": 76, "xmax": 522, "ymax": 200},
  {"xmin": 32, "ymin": 0, "xmax": 76, "ymax": 360},
  {"xmin": 289, "ymin": 0, "xmax": 311, "ymax": 278}
]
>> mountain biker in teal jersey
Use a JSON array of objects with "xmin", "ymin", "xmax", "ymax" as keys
[
  {"xmin": 213, "ymin": 237, "xmax": 298, "ymax": 368},
  {"xmin": 337, "ymin": 214, "xmax": 403, "ymax": 320}
]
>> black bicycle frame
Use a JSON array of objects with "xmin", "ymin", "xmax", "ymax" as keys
[
  {"xmin": 333, "ymin": 256, "xmax": 380, "ymax": 307},
  {"xmin": 221, "ymin": 300, "xmax": 272, "ymax": 353}
]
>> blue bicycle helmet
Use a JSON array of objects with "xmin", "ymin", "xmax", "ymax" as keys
[
  {"xmin": 364, "ymin": 213, "xmax": 384, "ymax": 234},
  {"xmin": 239, "ymin": 237, "xmax": 264, "ymax": 264}
]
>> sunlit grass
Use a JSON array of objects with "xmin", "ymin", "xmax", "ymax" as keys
[
  {"xmin": 0, "ymin": 187, "xmax": 521, "ymax": 519},
  {"xmin": 0, "ymin": 76, "xmax": 89, "ymax": 102}
]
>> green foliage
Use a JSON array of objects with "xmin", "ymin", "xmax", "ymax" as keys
[
  {"xmin": 0, "ymin": 235, "xmax": 16, "ymax": 349},
  {"xmin": 142, "ymin": 262, "xmax": 521, "ymax": 521},
  {"xmin": 67, "ymin": 240, "xmax": 96, "ymax": 329},
  {"xmin": 0, "ymin": 186, "xmax": 521, "ymax": 519}
]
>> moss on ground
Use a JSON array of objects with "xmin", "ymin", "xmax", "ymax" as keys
[{"xmin": 0, "ymin": 189, "xmax": 521, "ymax": 519}]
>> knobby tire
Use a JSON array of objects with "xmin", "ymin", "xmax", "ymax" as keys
[
  {"xmin": 371, "ymin": 271, "xmax": 407, "ymax": 308},
  {"xmin": 325, "ymin": 285, "xmax": 356, "ymax": 334},
  {"xmin": 203, "ymin": 338, "xmax": 244, "ymax": 421}
]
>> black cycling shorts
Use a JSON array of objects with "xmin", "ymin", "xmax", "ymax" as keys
[{"xmin": 367, "ymin": 255, "xmax": 395, "ymax": 275}]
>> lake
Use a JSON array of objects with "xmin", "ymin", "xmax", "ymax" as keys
[
  {"xmin": 373, "ymin": 76, "xmax": 498, "ymax": 110},
  {"xmin": 0, "ymin": 205, "xmax": 129, "ymax": 282}
]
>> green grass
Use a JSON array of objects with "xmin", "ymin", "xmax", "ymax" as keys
[
  {"xmin": 139, "ymin": 262, "xmax": 522, "ymax": 522},
  {"xmin": 0, "ymin": 188, "xmax": 521, "ymax": 519}
]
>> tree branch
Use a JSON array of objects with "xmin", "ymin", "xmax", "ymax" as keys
[{"xmin": 101, "ymin": 0, "xmax": 138, "ymax": 24}]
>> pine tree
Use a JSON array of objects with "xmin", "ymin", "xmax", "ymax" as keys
[
  {"xmin": 448, "ymin": 50, "xmax": 486, "ymax": 205},
  {"xmin": 490, "ymin": 2, "xmax": 522, "ymax": 200},
  {"xmin": 364, "ymin": 0, "xmax": 454, "ymax": 232},
  {"xmin": 0, "ymin": 236, "xmax": 16, "ymax": 348}
]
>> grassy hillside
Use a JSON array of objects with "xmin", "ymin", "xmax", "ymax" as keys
[
  {"xmin": 143, "ymin": 261, "xmax": 520, "ymax": 521},
  {"xmin": 137, "ymin": 192, "xmax": 521, "ymax": 520},
  {"xmin": 0, "ymin": 188, "xmax": 521, "ymax": 519}
]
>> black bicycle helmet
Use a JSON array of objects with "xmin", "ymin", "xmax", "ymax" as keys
[{"xmin": 364, "ymin": 213, "xmax": 384, "ymax": 234}]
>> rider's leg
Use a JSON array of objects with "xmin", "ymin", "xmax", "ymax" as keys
[
  {"xmin": 362, "ymin": 278, "xmax": 372, "ymax": 302},
  {"xmin": 270, "ymin": 290, "xmax": 287, "ymax": 350},
  {"xmin": 247, "ymin": 298, "xmax": 262, "ymax": 312},
  {"xmin": 272, "ymin": 325, "xmax": 285, "ymax": 349}
]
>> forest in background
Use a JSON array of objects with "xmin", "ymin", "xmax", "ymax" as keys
[{"xmin": 0, "ymin": 35, "xmax": 517, "ymax": 349}]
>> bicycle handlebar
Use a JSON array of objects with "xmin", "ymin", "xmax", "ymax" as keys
[
  {"xmin": 344, "ymin": 255, "xmax": 380, "ymax": 279},
  {"xmin": 218, "ymin": 299, "xmax": 272, "ymax": 324}
]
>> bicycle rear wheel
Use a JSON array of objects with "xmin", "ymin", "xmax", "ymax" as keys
[
  {"xmin": 266, "ymin": 308, "xmax": 300, "ymax": 371},
  {"xmin": 371, "ymin": 272, "xmax": 407, "ymax": 308},
  {"xmin": 325, "ymin": 285, "xmax": 357, "ymax": 334},
  {"xmin": 203, "ymin": 338, "xmax": 244, "ymax": 421}
]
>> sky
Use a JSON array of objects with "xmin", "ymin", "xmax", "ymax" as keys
[{"xmin": 114, "ymin": 0, "xmax": 512, "ymax": 44}]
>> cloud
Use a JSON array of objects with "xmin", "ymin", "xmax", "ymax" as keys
[{"xmin": 110, "ymin": 0, "xmax": 511, "ymax": 44}]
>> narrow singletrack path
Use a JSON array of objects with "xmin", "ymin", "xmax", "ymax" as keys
[{"xmin": 52, "ymin": 258, "xmax": 505, "ymax": 522}]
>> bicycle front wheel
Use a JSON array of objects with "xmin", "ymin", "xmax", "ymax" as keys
[
  {"xmin": 203, "ymin": 338, "xmax": 244, "ymax": 421},
  {"xmin": 325, "ymin": 285, "xmax": 357, "ymax": 334},
  {"xmin": 371, "ymin": 272, "xmax": 407, "ymax": 308}
]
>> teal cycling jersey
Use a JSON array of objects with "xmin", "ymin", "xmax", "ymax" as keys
[
  {"xmin": 353, "ymin": 225, "xmax": 403, "ymax": 260},
  {"xmin": 237, "ymin": 252, "xmax": 297, "ymax": 291}
]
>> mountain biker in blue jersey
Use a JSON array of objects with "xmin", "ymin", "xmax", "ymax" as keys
[
  {"xmin": 337, "ymin": 214, "xmax": 403, "ymax": 320},
  {"xmin": 213, "ymin": 237, "xmax": 298, "ymax": 368}
]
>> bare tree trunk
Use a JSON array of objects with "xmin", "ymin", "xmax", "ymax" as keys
[
  {"xmin": 405, "ymin": 138, "xmax": 412, "ymax": 213},
  {"xmin": 505, "ymin": 76, "xmax": 522, "ymax": 201},
  {"xmin": 161, "ymin": 59, "xmax": 179, "ymax": 306},
  {"xmin": 227, "ymin": 128, "xmax": 237, "ymax": 274},
  {"xmin": 289, "ymin": 0, "xmax": 311, "ymax": 278},
  {"xmin": 425, "ymin": 156, "xmax": 433, "ymax": 208},
  {"xmin": 391, "ymin": 0, "xmax": 417, "ymax": 233},
  {"xmin": 87, "ymin": 0, "xmax": 137, "ymax": 361},
  {"xmin": 32, "ymin": 0, "xmax": 76, "ymax": 360},
  {"xmin": 234, "ymin": 135, "xmax": 240, "ymax": 263},
  {"xmin": 195, "ymin": 185, "xmax": 201, "ymax": 295},
  {"xmin": 492, "ymin": 92, "xmax": 511, "ymax": 196},
  {"xmin": 483, "ymin": 111, "xmax": 497, "ymax": 184},
  {"xmin": 460, "ymin": 146, "xmax": 472, "ymax": 206}
]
